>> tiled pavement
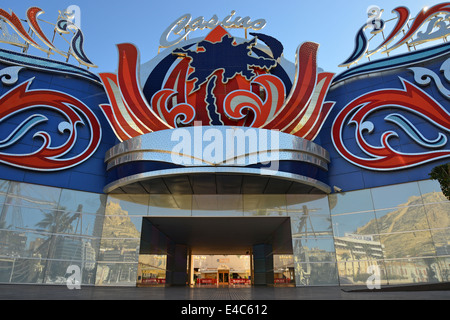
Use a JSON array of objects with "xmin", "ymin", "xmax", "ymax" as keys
[{"xmin": 0, "ymin": 283, "xmax": 449, "ymax": 300}]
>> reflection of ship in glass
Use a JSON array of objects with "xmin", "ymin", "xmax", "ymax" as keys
[
  {"xmin": 334, "ymin": 191, "xmax": 450, "ymax": 285},
  {"xmin": 291, "ymin": 204, "xmax": 335, "ymax": 285}
]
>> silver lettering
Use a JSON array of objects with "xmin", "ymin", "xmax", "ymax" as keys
[
  {"xmin": 160, "ymin": 13, "xmax": 192, "ymax": 48},
  {"xmin": 160, "ymin": 11, "xmax": 267, "ymax": 48}
]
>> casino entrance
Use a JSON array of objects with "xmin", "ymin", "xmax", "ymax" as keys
[{"xmin": 137, "ymin": 216, "xmax": 294, "ymax": 287}]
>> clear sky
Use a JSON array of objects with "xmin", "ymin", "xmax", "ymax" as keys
[{"xmin": 3, "ymin": 0, "xmax": 447, "ymax": 75}]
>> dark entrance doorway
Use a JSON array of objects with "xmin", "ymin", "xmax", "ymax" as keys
[{"xmin": 138, "ymin": 216, "xmax": 294, "ymax": 286}]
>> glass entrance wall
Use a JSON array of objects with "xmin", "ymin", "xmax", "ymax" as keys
[
  {"xmin": 330, "ymin": 179, "xmax": 450, "ymax": 285},
  {"xmin": 0, "ymin": 178, "xmax": 448, "ymax": 287},
  {"xmin": 0, "ymin": 180, "xmax": 106, "ymax": 286}
]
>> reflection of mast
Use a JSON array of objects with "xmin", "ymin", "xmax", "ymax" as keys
[
  {"xmin": 293, "ymin": 205, "xmax": 317, "ymax": 285},
  {"xmin": 297, "ymin": 205, "xmax": 315, "ymax": 238}
]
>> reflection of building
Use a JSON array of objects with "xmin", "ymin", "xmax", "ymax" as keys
[
  {"xmin": 335, "ymin": 234, "xmax": 384, "ymax": 261},
  {"xmin": 335, "ymin": 234, "xmax": 385, "ymax": 284}
]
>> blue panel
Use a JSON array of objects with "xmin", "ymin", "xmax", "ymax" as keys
[
  {"xmin": 0, "ymin": 60, "xmax": 115, "ymax": 194},
  {"xmin": 322, "ymin": 44, "xmax": 450, "ymax": 193}
]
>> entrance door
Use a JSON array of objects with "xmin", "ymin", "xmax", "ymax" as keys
[{"xmin": 218, "ymin": 270, "xmax": 229, "ymax": 286}]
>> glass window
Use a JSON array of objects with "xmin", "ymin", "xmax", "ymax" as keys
[
  {"xmin": 287, "ymin": 194, "xmax": 330, "ymax": 215},
  {"xmin": 192, "ymin": 195, "xmax": 243, "ymax": 216},
  {"xmin": 292, "ymin": 238, "xmax": 336, "ymax": 263},
  {"xmin": 288, "ymin": 195, "xmax": 333, "ymax": 237},
  {"xmin": 0, "ymin": 179, "xmax": 10, "ymax": 205},
  {"xmin": 95, "ymin": 262, "xmax": 138, "ymax": 286},
  {"xmin": 106, "ymin": 194, "xmax": 149, "ymax": 216},
  {"xmin": 371, "ymin": 182, "xmax": 421, "ymax": 211},
  {"xmin": 294, "ymin": 262, "xmax": 339, "ymax": 286},
  {"xmin": 430, "ymin": 228, "xmax": 450, "ymax": 256},
  {"xmin": 331, "ymin": 210, "xmax": 378, "ymax": 238},
  {"xmin": 375, "ymin": 206, "xmax": 430, "ymax": 234},
  {"xmin": 291, "ymin": 214, "xmax": 333, "ymax": 238},
  {"xmin": 422, "ymin": 202, "xmax": 450, "ymax": 230},
  {"xmin": 379, "ymin": 230, "xmax": 436, "ymax": 259},
  {"xmin": 5, "ymin": 182, "xmax": 61, "ymax": 210},
  {"xmin": 148, "ymin": 195, "xmax": 192, "ymax": 216},
  {"xmin": 337, "ymin": 260, "xmax": 388, "ymax": 286},
  {"xmin": 100, "ymin": 214, "xmax": 141, "ymax": 240},
  {"xmin": 0, "ymin": 205, "xmax": 89, "ymax": 236},
  {"xmin": 0, "ymin": 228, "xmax": 28, "ymax": 257},
  {"xmin": 418, "ymin": 179, "xmax": 449, "ymax": 204},
  {"xmin": 384, "ymin": 257, "xmax": 441, "ymax": 284},
  {"xmin": 329, "ymin": 189, "xmax": 374, "ymax": 215},
  {"xmin": 58, "ymin": 189, "xmax": 106, "ymax": 215},
  {"xmin": 335, "ymin": 234, "xmax": 384, "ymax": 262},
  {"xmin": 243, "ymin": 195, "xmax": 286, "ymax": 216},
  {"xmin": 40, "ymin": 259, "xmax": 97, "ymax": 285},
  {"xmin": 3, "ymin": 257, "xmax": 45, "ymax": 284},
  {"xmin": 435, "ymin": 256, "xmax": 450, "ymax": 282}
]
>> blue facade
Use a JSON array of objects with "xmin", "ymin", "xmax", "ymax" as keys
[
  {"xmin": 321, "ymin": 43, "xmax": 450, "ymax": 192},
  {"xmin": 0, "ymin": 60, "xmax": 117, "ymax": 193}
]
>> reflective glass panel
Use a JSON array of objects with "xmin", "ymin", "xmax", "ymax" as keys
[
  {"xmin": 192, "ymin": 195, "xmax": 243, "ymax": 216},
  {"xmin": 0, "ymin": 205, "xmax": 86, "ymax": 235},
  {"xmin": 435, "ymin": 256, "xmax": 450, "ymax": 282},
  {"xmin": 379, "ymin": 230, "xmax": 436, "ymax": 259},
  {"xmin": 337, "ymin": 260, "xmax": 388, "ymax": 286},
  {"xmin": 418, "ymin": 179, "xmax": 449, "ymax": 203},
  {"xmin": 59, "ymin": 189, "xmax": 106, "ymax": 215},
  {"xmin": 375, "ymin": 206, "xmax": 430, "ymax": 234},
  {"xmin": 148, "ymin": 195, "xmax": 192, "ymax": 216},
  {"xmin": 331, "ymin": 211, "xmax": 378, "ymax": 238},
  {"xmin": 5, "ymin": 182, "xmax": 61, "ymax": 210},
  {"xmin": 430, "ymin": 228, "xmax": 450, "ymax": 256},
  {"xmin": 243, "ymin": 195, "xmax": 286, "ymax": 216},
  {"xmin": 291, "ymin": 214, "xmax": 333, "ymax": 238},
  {"xmin": 335, "ymin": 234, "xmax": 384, "ymax": 262},
  {"xmin": 287, "ymin": 194, "xmax": 330, "ymax": 215},
  {"xmin": 2, "ymin": 257, "xmax": 45, "ymax": 284},
  {"xmin": 39, "ymin": 259, "xmax": 97, "ymax": 285},
  {"xmin": 0, "ymin": 229, "xmax": 29, "ymax": 257},
  {"xmin": 329, "ymin": 189, "xmax": 374, "ymax": 215},
  {"xmin": 294, "ymin": 262, "xmax": 339, "ymax": 286},
  {"xmin": 384, "ymin": 257, "xmax": 441, "ymax": 284},
  {"xmin": 98, "ymin": 239, "xmax": 140, "ymax": 261},
  {"xmin": 292, "ymin": 238, "xmax": 336, "ymax": 263},
  {"xmin": 106, "ymin": 194, "xmax": 149, "ymax": 216},
  {"xmin": 422, "ymin": 202, "xmax": 450, "ymax": 230},
  {"xmin": 371, "ymin": 182, "xmax": 421, "ymax": 211},
  {"xmin": 0, "ymin": 179, "xmax": 10, "ymax": 205},
  {"xmin": 95, "ymin": 262, "xmax": 138, "ymax": 286}
]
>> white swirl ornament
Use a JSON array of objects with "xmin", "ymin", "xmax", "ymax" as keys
[{"xmin": 409, "ymin": 64, "xmax": 450, "ymax": 99}]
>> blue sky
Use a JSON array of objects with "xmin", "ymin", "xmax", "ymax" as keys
[{"xmin": 3, "ymin": 0, "xmax": 446, "ymax": 75}]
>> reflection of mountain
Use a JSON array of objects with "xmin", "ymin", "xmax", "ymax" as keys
[
  {"xmin": 101, "ymin": 201, "xmax": 140, "ymax": 247},
  {"xmin": 356, "ymin": 192, "xmax": 449, "ymax": 259}
]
